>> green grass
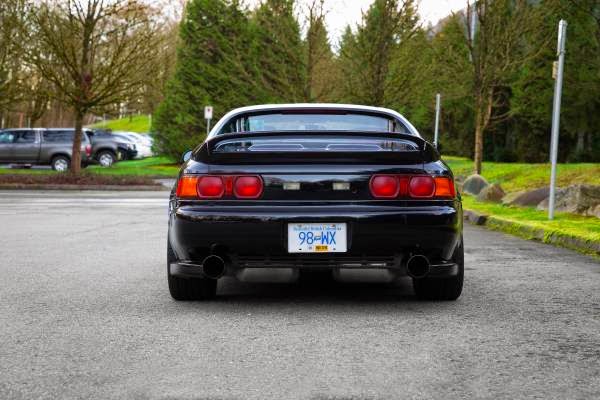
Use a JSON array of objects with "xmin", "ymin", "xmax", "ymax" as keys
[
  {"xmin": 444, "ymin": 156, "xmax": 600, "ymax": 193},
  {"xmin": 0, "ymin": 156, "xmax": 180, "ymax": 178},
  {"xmin": 89, "ymin": 115, "xmax": 151, "ymax": 133},
  {"xmin": 86, "ymin": 156, "xmax": 179, "ymax": 177},
  {"xmin": 463, "ymin": 196, "xmax": 600, "ymax": 242}
]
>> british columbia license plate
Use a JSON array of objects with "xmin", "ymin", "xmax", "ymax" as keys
[{"xmin": 287, "ymin": 223, "xmax": 347, "ymax": 253}]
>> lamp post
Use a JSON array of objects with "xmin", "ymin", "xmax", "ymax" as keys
[{"xmin": 548, "ymin": 20, "xmax": 567, "ymax": 220}]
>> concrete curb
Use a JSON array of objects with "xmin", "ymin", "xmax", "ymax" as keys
[
  {"xmin": 463, "ymin": 209, "xmax": 600, "ymax": 257},
  {"xmin": 0, "ymin": 184, "xmax": 168, "ymax": 191}
]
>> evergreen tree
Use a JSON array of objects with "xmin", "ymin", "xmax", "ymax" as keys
[
  {"xmin": 512, "ymin": 0, "xmax": 600, "ymax": 162},
  {"xmin": 338, "ymin": 0, "xmax": 419, "ymax": 106},
  {"xmin": 252, "ymin": 0, "xmax": 305, "ymax": 102},
  {"xmin": 386, "ymin": 28, "xmax": 434, "ymax": 134},
  {"xmin": 152, "ymin": 0, "xmax": 258, "ymax": 159},
  {"xmin": 303, "ymin": 0, "xmax": 338, "ymax": 102}
]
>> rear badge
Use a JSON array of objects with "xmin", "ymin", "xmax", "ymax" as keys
[
  {"xmin": 283, "ymin": 182, "xmax": 301, "ymax": 191},
  {"xmin": 333, "ymin": 182, "xmax": 350, "ymax": 191}
]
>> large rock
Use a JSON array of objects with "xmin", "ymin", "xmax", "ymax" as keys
[
  {"xmin": 476, "ymin": 183, "xmax": 506, "ymax": 203},
  {"xmin": 462, "ymin": 174, "xmax": 489, "ymax": 196},
  {"xmin": 537, "ymin": 185, "xmax": 600, "ymax": 218},
  {"xmin": 505, "ymin": 187, "xmax": 550, "ymax": 207}
]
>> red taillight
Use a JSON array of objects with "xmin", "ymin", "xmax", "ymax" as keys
[
  {"xmin": 176, "ymin": 176, "xmax": 199, "ymax": 198},
  {"xmin": 434, "ymin": 177, "xmax": 456, "ymax": 198},
  {"xmin": 85, "ymin": 144, "xmax": 92, "ymax": 157},
  {"xmin": 370, "ymin": 175, "xmax": 399, "ymax": 198},
  {"xmin": 370, "ymin": 175, "xmax": 454, "ymax": 199},
  {"xmin": 197, "ymin": 176, "xmax": 225, "ymax": 198},
  {"xmin": 234, "ymin": 176, "xmax": 263, "ymax": 198},
  {"xmin": 409, "ymin": 176, "xmax": 435, "ymax": 198},
  {"xmin": 176, "ymin": 175, "xmax": 263, "ymax": 199}
]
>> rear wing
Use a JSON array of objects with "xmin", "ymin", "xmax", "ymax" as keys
[{"xmin": 194, "ymin": 131, "xmax": 439, "ymax": 164}]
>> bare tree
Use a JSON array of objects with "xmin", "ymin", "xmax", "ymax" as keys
[
  {"xmin": 465, "ymin": 0, "xmax": 548, "ymax": 174},
  {"xmin": 26, "ymin": 0, "xmax": 160, "ymax": 173},
  {"xmin": 0, "ymin": 0, "xmax": 29, "ymax": 119}
]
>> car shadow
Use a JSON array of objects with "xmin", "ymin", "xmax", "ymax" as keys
[{"xmin": 212, "ymin": 275, "xmax": 419, "ymax": 305}]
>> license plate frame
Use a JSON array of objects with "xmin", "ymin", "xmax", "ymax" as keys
[{"xmin": 287, "ymin": 223, "xmax": 347, "ymax": 253}]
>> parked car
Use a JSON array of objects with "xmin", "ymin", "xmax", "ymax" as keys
[
  {"xmin": 0, "ymin": 128, "xmax": 92, "ymax": 171},
  {"xmin": 167, "ymin": 104, "xmax": 464, "ymax": 301},
  {"xmin": 86, "ymin": 129, "xmax": 138, "ymax": 167},
  {"xmin": 111, "ymin": 131, "xmax": 153, "ymax": 159}
]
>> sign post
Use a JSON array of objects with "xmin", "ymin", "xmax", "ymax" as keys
[
  {"xmin": 434, "ymin": 93, "xmax": 441, "ymax": 149},
  {"xmin": 204, "ymin": 106, "xmax": 213, "ymax": 135},
  {"xmin": 548, "ymin": 20, "xmax": 567, "ymax": 220}
]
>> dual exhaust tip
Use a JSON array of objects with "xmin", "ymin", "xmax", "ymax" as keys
[
  {"xmin": 201, "ymin": 255, "xmax": 226, "ymax": 279},
  {"xmin": 406, "ymin": 254, "xmax": 430, "ymax": 279},
  {"xmin": 202, "ymin": 253, "xmax": 430, "ymax": 280}
]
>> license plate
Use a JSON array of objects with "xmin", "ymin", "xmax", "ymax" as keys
[{"xmin": 287, "ymin": 223, "xmax": 347, "ymax": 253}]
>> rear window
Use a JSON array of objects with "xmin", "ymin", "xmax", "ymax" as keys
[
  {"xmin": 219, "ymin": 112, "xmax": 409, "ymax": 135},
  {"xmin": 15, "ymin": 131, "xmax": 37, "ymax": 143},
  {"xmin": 42, "ymin": 130, "xmax": 90, "ymax": 143}
]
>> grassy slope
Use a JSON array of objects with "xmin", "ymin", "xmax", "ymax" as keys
[
  {"xmin": 0, "ymin": 157, "xmax": 180, "ymax": 178},
  {"xmin": 462, "ymin": 196, "xmax": 600, "ymax": 244},
  {"xmin": 448, "ymin": 157, "xmax": 599, "ymax": 252},
  {"xmin": 86, "ymin": 156, "xmax": 179, "ymax": 177},
  {"xmin": 89, "ymin": 115, "xmax": 151, "ymax": 133},
  {"xmin": 444, "ymin": 156, "xmax": 600, "ymax": 193}
]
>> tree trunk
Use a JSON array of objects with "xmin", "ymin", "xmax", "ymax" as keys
[
  {"xmin": 71, "ymin": 111, "xmax": 83, "ymax": 174},
  {"xmin": 473, "ymin": 88, "xmax": 493, "ymax": 175},
  {"xmin": 474, "ymin": 111, "xmax": 484, "ymax": 175},
  {"xmin": 575, "ymin": 130, "xmax": 585, "ymax": 153}
]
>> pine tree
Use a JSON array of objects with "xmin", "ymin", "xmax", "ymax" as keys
[
  {"xmin": 338, "ymin": 0, "xmax": 419, "ymax": 106},
  {"xmin": 303, "ymin": 0, "xmax": 338, "ymax": 102},
  {"xmin": 252, "ymin": 0, "xmax": 306, "ymax": 102},
  {"xmin": 153, "ymin": 0, "xmax": 258, "ymax": 159}
]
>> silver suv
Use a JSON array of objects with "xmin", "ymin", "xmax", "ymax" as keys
[{"xmin": 0, "ymin": 128, "xmax": 92, "ymax": 171}]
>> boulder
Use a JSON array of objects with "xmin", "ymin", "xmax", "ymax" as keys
[
  {"xmin": 454, "ymin": 175, "xmax": 466, "ymax": 193},
  {"xmin": 476, "ymin": 183, "xmax": 506, "ymax": 203},
  {"xmin": 462, "ymin": 174, "xmax": 489, "ymax": 196},
  {"xmin": 505, "ymin": 187, "xmax": 550, "ymax": 207},
  {"xmin": 537, "ymin": 185, "xmax": 600, "ymax": 218}
]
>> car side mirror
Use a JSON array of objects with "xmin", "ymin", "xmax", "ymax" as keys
[
  {"xmin": 182, "ymin": 150, "xmax": 192, "ymax": 162},
  {"xmin": 435, "ymin": 142, "xmax": 443, "ymax": 154}
]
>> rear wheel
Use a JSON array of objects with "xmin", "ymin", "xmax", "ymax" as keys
[
  {"xmin": 97, "ymin": 151, "xmax": 116, "ymax": 167},
  {"xmin": 51, "ymin": 155, "xmax": 70, "ymax": 172},
  {"xmin": 167, "ymin": 237, "xmax": 217, "ymax": 301},
  {"xmin": 413, "ymin": 237, "xmax": 464, "ymax": 301}
]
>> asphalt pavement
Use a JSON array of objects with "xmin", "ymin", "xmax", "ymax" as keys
[{"xmin": 0, "ymin": 190, "xmax": 599, "ymax": 400}]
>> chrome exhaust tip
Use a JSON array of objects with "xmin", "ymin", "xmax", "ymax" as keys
[
  {"xmin": 201, "ymin": 255, "xmax": 226, "ymax": 279},
  {"xmin": 406, "ymin": 255, "xmax": 430, "ymax": 279}
]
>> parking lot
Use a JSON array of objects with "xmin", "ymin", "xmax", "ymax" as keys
[{"xmin": 1, "ymin": 190, "xmax": 599, "ymax": 399}]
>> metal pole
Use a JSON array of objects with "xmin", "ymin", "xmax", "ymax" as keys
[
  {"xmin": 434, "ymin": 93, "xmax": 441, "ymax": 148},
  {"xmin": 549, "ymin": 20, "xmax": 567, "ymax": 220},
  {"xmin": 206, "ymin": 119, "xmax": 211, "ymax": 135}
]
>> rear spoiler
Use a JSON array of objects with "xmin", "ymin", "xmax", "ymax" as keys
[{"xmin": 194, "ymin": 131, "xmax": 439, "ymax": 164}]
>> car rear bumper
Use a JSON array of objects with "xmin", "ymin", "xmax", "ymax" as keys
[{"xmin": 169, "ymin": 202, "xmax": 462, "ymax": 278}]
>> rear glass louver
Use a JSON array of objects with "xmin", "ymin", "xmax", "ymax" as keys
[{"xmin": 213, "ymin": 137, "xmax": 419, "ymax": 154}]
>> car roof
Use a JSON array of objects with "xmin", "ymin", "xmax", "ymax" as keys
[{"xmin": 208, "ymin": 103, "xmax": 421, "ymax": 138}]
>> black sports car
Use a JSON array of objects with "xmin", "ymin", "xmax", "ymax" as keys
[{"xmin": 167, "ymin": 104, "xmax": 463, "ymax": 301}]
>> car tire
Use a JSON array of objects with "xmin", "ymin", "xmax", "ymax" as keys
[
  {"xmin": 51, "ymin": 155, "xmax": 70, "ymax": 172},
  {"xmin": 97, "ymin": 151, "xmax": 116, "ymax": 167},
  {"xmin": 413, "ymin": 236, "xmax": 464, "ymax": 301},
  {"xmin": 167, "ymin": 237, "xmax": 217, "ymax": 301}
]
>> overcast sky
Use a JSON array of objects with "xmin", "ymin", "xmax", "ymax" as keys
[{"xmin": 245, "ymin": 0, "xmax": 467, "ymax": 45}]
